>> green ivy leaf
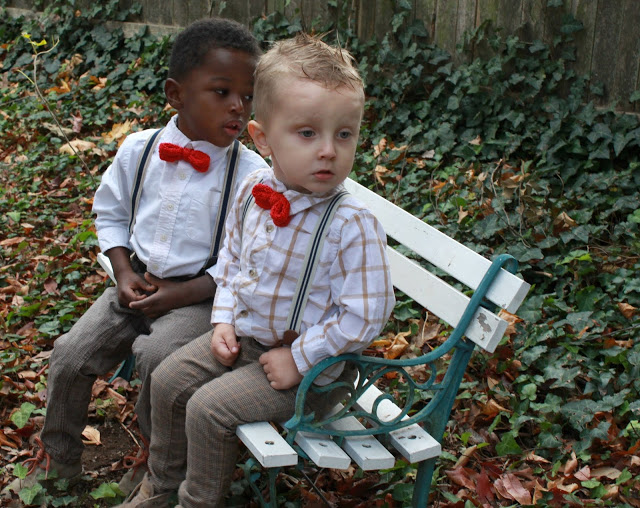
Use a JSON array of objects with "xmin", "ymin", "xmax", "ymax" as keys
[
  {"xmin": 11, "ymin": 402, "xmax": 36, "ymax": 429},
  {"xmin": 495, "ymin": 432, "xmax": 522, "ymax": 456},
  {"xmin": 19, "ymin": 483, "xmax": 44, "ymax": 505},
  {"xmin": 90, "ymin": 482, "xmax": 124, "ymax": 499}
]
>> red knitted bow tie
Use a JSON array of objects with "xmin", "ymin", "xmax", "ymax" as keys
[
  {"xmin": 252, "ymin": 184, "xmax": 291, "ymax": 227},
  {"xmin": 158, "ymin": 143, "xmax": 211, "ymax": 173}
]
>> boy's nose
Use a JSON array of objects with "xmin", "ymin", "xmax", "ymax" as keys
[
  {"xmin": 318, "ymin": 138, "xmax": 336, "ymax": 159},
  {"xmin": 229, "ymin": 94, "xmax": 244, "ymax": 112}
]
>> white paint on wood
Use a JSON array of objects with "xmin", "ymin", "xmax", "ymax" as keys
[
  {"xmin": 236, "ymin": 422, "xmax": 298, "ymax": 468},
  {"xmin": 343, "ymin": 178, "xmax": 530, "ymax": 313},
  {"xmin": 294, "ymin": 431, "xmax": 351, "ymax": 469}
]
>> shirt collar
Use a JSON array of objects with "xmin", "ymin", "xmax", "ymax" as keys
[
  {"xmin": 164, "ymin": 115, "xmax": 231, "ymax": 165},
  {"xmin": 265, "ymin": 170, "xmax": 346, "ymax": 217}
]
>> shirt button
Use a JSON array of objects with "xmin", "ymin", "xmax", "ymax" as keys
[
  {"xmin": 160, "ymin": 234, "xmax": 168, "ymax": 242},
  {"xmin": 265, "ymin": 224, "xmax": 274, "ymax": 233},
  {"xmin": 179, "ymin": 172, "xmax": 187, "ymax": 180},
  {"xmin": 238, "ymin": 310, "xmax": 249, "ymax": 318},
  {"xmin": 248, "ymin": 269, "xmax": 258, "ymax": 278},
  {"xmin": 151, "ymin": 263, "xmax": 159, "ymax": 271},
  {"xmin": 167, "ymin": 203, "xmax": 175, "ymax": 211}
]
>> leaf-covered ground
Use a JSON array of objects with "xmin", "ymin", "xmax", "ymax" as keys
[{"xmin": 2, "ymin": 2, "xmax": 640, "ymax": 507}]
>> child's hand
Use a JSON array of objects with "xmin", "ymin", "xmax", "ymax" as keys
[
  {"xmin": 211, "ymin": 323, "xmax": 239, "ymax": 366},
  {"xmin": 128, "ymin": 272, "xmax": 183, "ymax": 318},
  {"xmin": 259, "ymin": 347, "xmax": 303, "ymax": 390},
  {"xmin": 116, "ymin": 270, "xmax": 157, "ymax": 308}
]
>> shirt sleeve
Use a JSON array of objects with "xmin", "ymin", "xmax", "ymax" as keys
[
  {"xmin": 290, "ymin": 209, "xmax": 395, "ymax": 384},
  {"xmin": 92, "ymin": 135, "xmax": 140, "ymax": 253},
  {"xmin": 210, "ymin": 171, "xmax": 263, "ymax": 325}
]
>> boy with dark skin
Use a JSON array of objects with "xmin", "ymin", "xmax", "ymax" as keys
[{"xmin": 3, "ymin": 18, "xmax": 268, "ymax": 499}]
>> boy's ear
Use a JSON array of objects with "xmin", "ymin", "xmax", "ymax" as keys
[
  {"xmin": 247, "ymin": 120, "xmax": 271, "ymax": 157},
  {"xmin": 164, "ymin": 78, "xmax": 183, "ymax": 110}
]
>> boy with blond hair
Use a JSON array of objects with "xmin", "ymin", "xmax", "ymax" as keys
[{"xmin": 119, "ymin": 33, "xmax": 395, "ymax": 507}]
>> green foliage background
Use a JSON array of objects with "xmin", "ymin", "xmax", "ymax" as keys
[{"xmin": 1, "ymin": 0, "xmax": 639, "ymax": 505}]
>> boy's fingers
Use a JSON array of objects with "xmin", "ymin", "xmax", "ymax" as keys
[{"xmin": 143, "ymin": 272, "xmax": 160, "ymax": 287}]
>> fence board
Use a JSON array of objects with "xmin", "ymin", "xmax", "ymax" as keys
[
  {"xmin": 412, "ymin": 0, "xmax": 437, "ymax": 40},
  {"xmin": 615, "ymin": 0, "xmax": 640, "ymax": 112},
  {"xmin": 456, "ymin": 0, "xmax": 477, "ymax": 62},
  {"xmin": 572, "ymin": 0, "xmax": 597, "ymax": 81},
  {"xmin": 591, "ymin": 0, "xmax": 623, "ymax": 107},
  {"xmin": 520, "ymin": 0, "xmax": 546, "ymax": 42},
  {"xmin": 435, "ymin": 0, "xmax": 459, "ymax": 57}
]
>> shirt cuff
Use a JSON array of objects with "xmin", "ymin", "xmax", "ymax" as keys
[
  {"xmin": 211, "ymin": 287, "xmax": 236, "ymax": 325},
  {"xmin": 97, "ymin": 226, "xmax": 133, "ymax": 253}
]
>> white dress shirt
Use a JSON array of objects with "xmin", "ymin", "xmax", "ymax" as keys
[
  {"xmin": 93, "ymin": 116, "xmax": 268, "ymax": 279},
  {"xmin": 212, "ymin": 167, "xmax": 395, "ymax": 384}
]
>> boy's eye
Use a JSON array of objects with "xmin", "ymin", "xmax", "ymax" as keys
[
  {"xmin": 215, "ymin": 89, "xmax": 228, "ymax": 96},
  {"xmin": 243, "ymin": 95, "xmax": 253, "ymax": 102},
  {"xmin": 299, "ymin": 129, "xmax": 314, "ymax": 138},
  {"xmin": 337, "ymin": 131, "xmax": 352, "ymax": 140}
]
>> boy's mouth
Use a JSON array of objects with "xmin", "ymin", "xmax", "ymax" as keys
[
  {"xmin": 224, "ymin": 121, "xmax": 243, "ymax": 136},
  {"xmin": 313, "ymin": 170, "xmax": 334, "ymax": 180}
]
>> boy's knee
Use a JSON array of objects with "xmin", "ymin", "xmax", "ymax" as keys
[
  {"xmin": 149, "ymin": 357, "xmax": 173, "ymax": 395},
  {"xmin": 135, "ymin": 342, "xmax": 169, "ymax": 380},
  {"xmin": 186, "ymin": 387, "xmax": 230, "ymax": 430}
]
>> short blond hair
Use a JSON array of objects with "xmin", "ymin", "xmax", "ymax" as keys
[{"xmin": 253, "ymin": 33, "xmax": 364, "ymax": 123}]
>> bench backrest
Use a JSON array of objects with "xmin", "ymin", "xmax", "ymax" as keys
[{"xmin": 343, "ymin": 178, "xmax": 530, "ymax": 353}]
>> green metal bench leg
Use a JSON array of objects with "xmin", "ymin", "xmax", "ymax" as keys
[
  {"xmin": 413, "ymin": 457, "xmax": 437, "ymax": 507},
  {"xmin": 109, "ymin": 353, "xmax": 136, "ymax": 382}
]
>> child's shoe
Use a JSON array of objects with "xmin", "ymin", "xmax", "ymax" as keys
[
  {"xmin": 116, "ymin": 472, "xmax": 173, "ymax": 507},
  {"xmin": 2, "ymin": 450, "xmax": 82, "ymax": 498}
]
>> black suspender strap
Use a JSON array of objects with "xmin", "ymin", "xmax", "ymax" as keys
[
  {"xmin": 285, "ymin": 190, "xmax": 349, "ymax": 335},
  {"xmin": 128, "ymin": 128, "xmax": 164, "ymax": 234},
  {"xmin": 200, "ymin": 139, "xmax": 241, "ymax": 273}
]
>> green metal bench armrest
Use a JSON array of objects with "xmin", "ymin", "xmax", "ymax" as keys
[{"xmin": 284, "ymin": 254, "xmax": 519, "ymax": 442}]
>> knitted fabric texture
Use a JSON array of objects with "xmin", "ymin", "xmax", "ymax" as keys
[
  {"xmin": 252, "ymin": 183, "xmax": 291, "ymax": 227},
  {"xmin": 158, "ymin": 143, "xmax": 211, "ymax": 173}
]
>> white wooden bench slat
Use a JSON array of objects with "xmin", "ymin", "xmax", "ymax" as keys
[
  {"xmin": 325, "ymin": 412, "xmax": 396, "ymax": 470},
  {"xmin": 343, "ymin": 178, "xmax": 530, "ymax": 313},
  {"xmin": 354, "ymin": 385, "xmax": 441, "ymax": 463},
  {"xmin": 97, "ymin": 252, "xmax": 114, "ymax": 280},
  {"xmin": 293, "ymin": 431, "xmax": 352, "ymax": 470},
  {"xmin": 236, "ymin": 422, "xmax": 298, "ymax": 468},
  {"xmin": 388, "ymin": 248, "xmax": 508, "ymax": 353}
]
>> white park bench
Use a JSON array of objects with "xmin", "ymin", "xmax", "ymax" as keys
[{"xmin": 97, "ymin": 177, "xmax": 530, "ymax": 507}]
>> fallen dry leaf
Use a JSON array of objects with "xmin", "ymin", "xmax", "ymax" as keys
[
  {"xmin": 81, "ymin": 425, "xmax": 101, "ymax": 446},
  {"xmin": 481, "ymin": 398, "xmax": 510, "ymax": 417},
  {"xmin": 102, "ymin": 120, "xmax": 134, "ymax": 145},
  {"xmin": 591, "ymin": 466, "xmax": 622, "ymax": 479},
  {"xmin": 59, "ymin": 139, "xmax": 97, "ymax": 154},
  {"xmin": 495, "ymin": 473, "xmax": 532, "ymax": 504},
  {"xmin": 373, "ymin": 137, "xmax": 387, "ymax": 158},
  {"xmin": 618, "ymin": 302, "xmax": 637, "ymax": 319},
  {"xmin": 563, "ymin": 451, "xmax": 578, "ymax": 475}
]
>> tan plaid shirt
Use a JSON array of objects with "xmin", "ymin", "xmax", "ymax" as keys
[{"xmin": 212, "ymin": 167, "xmax": 395, "ymax": 384}]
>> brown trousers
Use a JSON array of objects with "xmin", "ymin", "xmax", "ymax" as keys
[
  {"xmin": 148, "ymin": 333, "xmax": 349, "ymax": 508},
  {"xmin": 41, "ymin": 286, "xmax": 213, "ymax": 464}
]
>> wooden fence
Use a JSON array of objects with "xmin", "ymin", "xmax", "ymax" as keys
[{"xmin": 5, "ymin": 0, "xmax": 640, "ymax": 112}]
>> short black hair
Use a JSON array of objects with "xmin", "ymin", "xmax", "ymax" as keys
[{"xmin": 168, "ymin": 18, "xmax": 261, "ymax": 81}]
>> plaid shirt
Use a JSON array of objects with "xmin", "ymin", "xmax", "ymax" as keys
[{"xmin": 212, "ymin": 167, "xmax": 395, "ymax": 384}]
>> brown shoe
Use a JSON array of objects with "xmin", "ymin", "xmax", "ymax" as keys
[
  {"xmin": 116, "ymin": 472, "xmax": 173, "ymax": 507},
  {"xmin": 2, "ymin": 437, "xmax": 82, "ymax": 498},
  {"xmin": 120, "ymin": 436, "xmax": 150, "ymax": 496}
]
